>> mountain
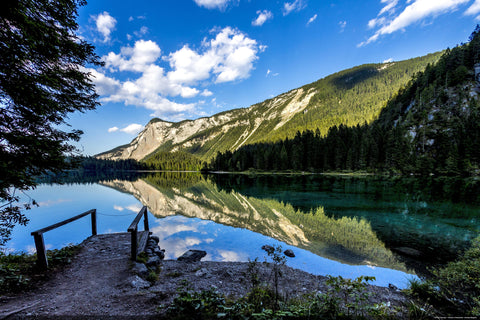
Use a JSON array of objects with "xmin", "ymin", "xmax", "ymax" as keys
[
  {"xmin": 97, "ymin": 52, "xmax": 442, "ymax": 162},
  {"xmin": 208, "ymin": 27, "xmax": 480, "ymax": 175}
]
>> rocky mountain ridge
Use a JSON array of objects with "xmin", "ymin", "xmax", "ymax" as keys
[{"xmin": 97, "ymin": 52, "xmax": 442, "ymax": 161}]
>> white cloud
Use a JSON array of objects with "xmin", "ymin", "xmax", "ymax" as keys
[
  {"xmin": 126, "ymin": 204, "xmax": 143, "ymax": 212},
  {"xmin": 283, "ymin": 0, "xmax": 306, "ymax": 16},
  {"xmin": 167, "ymin": 45, "xmax": 215, "ymax": 85},
  {"xmin": 379, "ymin": 0, "xmax": 399, "ymax": 15},
  {"xmin": 339, "ymin": 20, "xmax": 347, "ymax": 32},
  {"xmin": 93, "ymin": 11, "xmax": 117, "ymax": 42},
  {"xmin": 252, "ymin": 10, "xmax": 273, "ymax": 26},
  {"xmin": 194, "ymin": 0, "xmax": 231, "ymax": 10},
  {"xmin": 94, "ymin": 28, "xmax": 262, "ymax": 119},
  {"xmin": 201, "ymin": 89, "xmax": 213, "ymax": 96},
  {"xmin": 465, "ymin": 0, "xmax": 480, "ymax": 17},
  {"xmin": 210, "ymin": 27, "xmax": 260, "ymax": 83},
  {"xmin": 307, "ymin": 14, "xmax": 318, "ymax": 25},
  {"xmin": 360, "ymin": 0, "xmax": 469, "ymax": 46},
  {"xmin": 104, "ymin": 40, "xmax": 161, "ymax": 72},
  {"xmin": 217, "ymin": 249, "xmax": 247, "ymax": 262},
  {"xmin": 266, "ymin": 69, "xmax": 279, "ymax": 77},
  {"xmin": 383, "ymin": 57, "xmax": 394, "ymax": 63},
  {"xmin": 38, "ymin": 199, "xmax": 72, "ymax": 207},
  {"xmin": 168, "ymin": 27, "xmax": 261, "ymax": 84},
  {"xmin": 368, "ymin": 16, "xmax": 386, "ymax": 29},
  {"xmin": 134, "ymin": 26, "xmax": 149, "ymax": 38},
  {"xmin": 120, "ymin": 124, "xmax": 144, "ymax": 135},
  {"xmin": 107, "ymin": 124, "xmax": 144, "ymax": 135},
  {"xmin": 86, "ymin": 68, "xmax": 121, "ymax": 96}
]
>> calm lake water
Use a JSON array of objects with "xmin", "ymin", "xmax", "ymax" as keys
[{"xmin": 5, "ymin": 172, "xmax": 480, "ymax": 289}]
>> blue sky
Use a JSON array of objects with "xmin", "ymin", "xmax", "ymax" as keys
[{"xmin": 70, "ymin": 0, "xmax": 480, "ymax": 155}]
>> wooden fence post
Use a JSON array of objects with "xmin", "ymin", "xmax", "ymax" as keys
[
  {"xmin": 91, "ymin": 209, "xmax": 97, "ymax": 235},
  {"xmin": 32, "ymin": 232, "xmax": 48, "ymax": 269},
  {"xmin": 130, "ymin": 228, "xmax": 138, "ymax": 261},
  {"xmin": 143, "ymin": 208, "xmax": 149, "ymax": 231},
  {"xmin": 128, "ymin": 206, "xmax": 149, "ymax": 261}
]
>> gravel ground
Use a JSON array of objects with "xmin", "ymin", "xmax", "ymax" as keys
[{"xmin": 0, "ymin": 233, "xmax": 408, "ymax": 319}]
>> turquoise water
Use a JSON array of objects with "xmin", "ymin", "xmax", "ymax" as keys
[{"xmin": 4, "ymin": 173, "xmax": 480, "ymax": 289}]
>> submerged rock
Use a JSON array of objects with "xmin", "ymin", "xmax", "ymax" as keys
[
  {"xmin": 261, "ymin": 245, "xmax": 274, "ymax": 252},
  {"xmin": 178, "ymin": 250, "xmax": 207, "ymax": 262},
  {"xmin": 284, "ymin": 249, "xmax": 295, "ymax": 258},
  {"xmin": 393, "ymin": 247, "xmax": 423, "ymax": 258}
]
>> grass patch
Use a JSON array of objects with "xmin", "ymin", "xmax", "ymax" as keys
[
  {"xmin": 0, "ymin": 244, "xmax": 80, "ymax": 294},
  {"xmin": 164, "ymin": 275, "xmax": 402, "ymax": 319},
  {"xmin": 166, "ymin": 271, "xmax": 183, "ymax": 278}
]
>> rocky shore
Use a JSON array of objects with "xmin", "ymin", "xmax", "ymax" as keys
[{"xmin": 0, "ymin": 233, "xmax": 408, "ymax": 318}]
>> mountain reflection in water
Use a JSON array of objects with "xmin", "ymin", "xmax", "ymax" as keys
[
  {"xmin": 101, "ymin": 172, "xmax": 479, "ymax": 278},
  {"xmin": 11, "ymin": 171, "xmax": 477, "ymax": 288}
]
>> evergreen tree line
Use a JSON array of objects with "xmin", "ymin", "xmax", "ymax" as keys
[
  {"xmin": 142, "ymin": 151, "xmax": 204, "ymax": 171},
  {"xmin": 78, "ymin": 156, "xmax": 146, "ymax": 172},
  {"xmin": 208, "ymin": 26, "xmax": 480, "ymax": 176}
]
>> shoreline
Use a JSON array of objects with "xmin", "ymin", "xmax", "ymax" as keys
[{"xmin": 0, "ymin": 233, "xmax": 408, "ymax": 318}]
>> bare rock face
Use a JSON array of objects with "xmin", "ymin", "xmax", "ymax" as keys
[
  {"xmin": 95, "ymin": 87, "xmax": 315, "ymax": 162},
  {"xmin": 177, "ymin": 250, "xmax": 207, "ymax": 262}
]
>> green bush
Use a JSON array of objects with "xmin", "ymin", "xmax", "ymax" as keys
[
  {"xmin": 408, "ymin": 235, "xmax": 480, "ymax": 316},
  {"xmin": 0, "ymin": 244, "xmax": 80, "ymax": 293}
]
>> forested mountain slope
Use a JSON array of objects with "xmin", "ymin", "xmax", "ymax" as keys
[
  {"xmin": 97, "ymin": 52, "xmax": 442, "ymax": 162},
  {"xmin": 210, "ymin": 27, "xmax": 480, "ymax": 176}
]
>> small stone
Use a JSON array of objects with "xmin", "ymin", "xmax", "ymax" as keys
[
  {"xmin": 195, "ymin": 268, "xmax": 208, "ymax": 277},
  {"xmin": 388, "ymin": 283, "xmax": 399, "ymax": 291},
  {"xmin": 146, "ymin": 255, "xmax": 162, "ymax": 268},
  {"xmin": 222, "ymin": 269, "xmax": 234, "ymax": 278},
  {"xmin": 154, "ymin": 248, "xmax": 165, "ymax": 260},
  {"xmin": 147, "ymin": 239, "xmax": 157, "ymax": 247},
  {"xmin": 261, "ymin": 245, "xmax": 274, "ymax": 252},
  {"xmin": 132, "ymin": 262, "xmax": 149, "ymax": 277},
  {"xmin": 284, "ymin": 249, "xmax": 295, "ymax": 257},
  {"xmin": 178, "ymin": 250, "xmax": 207, "ymax": 262},
  {"xmin": 129, "ymin": 275, "xmax": 150, "ymax": 290}
]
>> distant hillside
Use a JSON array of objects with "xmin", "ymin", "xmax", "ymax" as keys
[
  {"xmin": 97, "ymin": 52, "xmax": 442, "ymax": 162},
  {"xmin": 210, "ymin": 26, "xmax": 480, "ymax": 176}
]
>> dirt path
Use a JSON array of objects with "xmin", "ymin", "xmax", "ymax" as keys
[{"xmin": 0, "ymin": 233, "xmax": 407, "ymax": 319}]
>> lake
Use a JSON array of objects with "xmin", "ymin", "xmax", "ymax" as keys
[{"xmin": 4, "ymin": 172, "xmax": 480, "ymax": 289}]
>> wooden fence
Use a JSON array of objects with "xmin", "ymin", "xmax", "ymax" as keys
[
  {"xmin": 127, "ymin": 206, "xmax": 150, "ymax": 261},
  {"xmin": 30, "ymin": 209, "xmax": 97, "ymax": 269}
]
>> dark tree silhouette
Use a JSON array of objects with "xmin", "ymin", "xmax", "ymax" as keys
[{"xmin": 0, "ymin": 0, "xmax": 102, "ymax": 245}]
